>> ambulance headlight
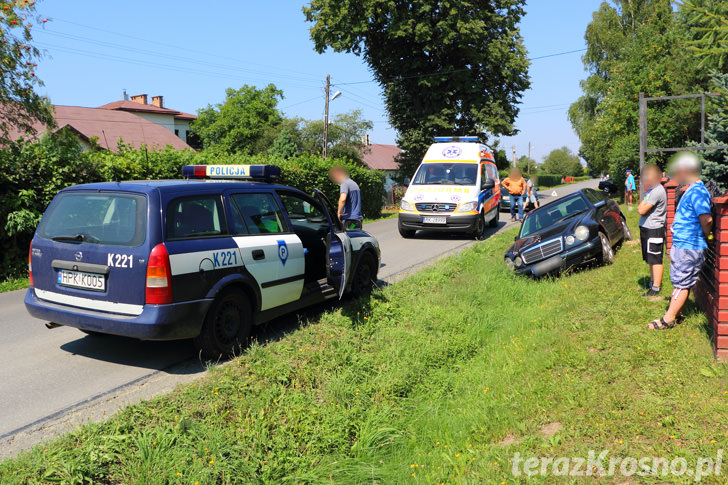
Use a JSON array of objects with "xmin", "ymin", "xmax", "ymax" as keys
[
  {"xmin": 575, "ymin": 225, "xmax": 590, "ymax": 241},
  {"xmin": 456, "ymin": 201, "xmax": 477, "ymax": 213},
  {"xmin": 400, "ymin": 200, "xmax": 414, "ymax": 211}
]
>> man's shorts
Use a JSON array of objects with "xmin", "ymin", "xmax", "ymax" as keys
[
  {"xmin": 670, "ymin": 246, "xmax": 707, "ymax": 289},
  {"xmin": 639, "ymin": 226, "xmax": 665, "ymax": 265}
]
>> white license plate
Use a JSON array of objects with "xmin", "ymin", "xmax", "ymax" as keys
[
  {"xmin": 422, "ymin": 216, "xmax": 447, "ymax": 224},
  {"xmin": 57, "ymin": 269, "xmax": 106, "ymax": 291}
]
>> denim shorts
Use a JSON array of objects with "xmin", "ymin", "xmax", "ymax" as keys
[{"xmin": 670, "ymin": 246, "xmax": 706, "ymax": 289}]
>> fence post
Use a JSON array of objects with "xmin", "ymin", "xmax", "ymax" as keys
[{"xmin": 663, "ymin": 179, "xmax": 679, "ymax": 251}]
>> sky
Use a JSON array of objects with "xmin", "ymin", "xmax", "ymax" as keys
[{"xmin": 31, "ymin": 0, "xmax": 604, "ymax": 164}]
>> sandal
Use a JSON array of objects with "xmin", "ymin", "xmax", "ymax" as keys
[{"xmin": 648, "ymin": 317, "xmax": 677, "ymax": 330}]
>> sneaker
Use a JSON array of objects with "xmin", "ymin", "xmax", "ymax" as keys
[{"xmin": 642, "ymin": 288, "xmax": 661, "ymax": 298}]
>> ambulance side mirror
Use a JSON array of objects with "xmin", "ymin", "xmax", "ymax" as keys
[{"xmin": 482, "ymin": 178, "xmax": 496, "ymax": 190}]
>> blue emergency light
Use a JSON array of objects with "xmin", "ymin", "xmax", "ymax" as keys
[
  {"xmin": 434, "ymin": 136, "xmax": 480, "ymax": 143},
  {"xmin": 182, "ymin": 164, "xmax": 281, "ymax": 182}
]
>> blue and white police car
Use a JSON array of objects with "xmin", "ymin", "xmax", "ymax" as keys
[{"xmin": 25, "ymin": 165, "xmax": 380, "ymax": 358}]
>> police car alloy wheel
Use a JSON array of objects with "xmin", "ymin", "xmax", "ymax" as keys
[{"xmin": 194, "ymin": 288, "xmax": 252, "ymax": 359}]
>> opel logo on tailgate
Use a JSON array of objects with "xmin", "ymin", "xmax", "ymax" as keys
[{"xmin": 74, "ymin": 251, "xmax": 83, "ymax": 262}]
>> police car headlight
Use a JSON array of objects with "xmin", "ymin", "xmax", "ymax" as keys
[
  {"xmin": 565, "ymin": 235, "xmax": 576, "ymax": 246},
  {"xmin": 514, "ymin": 256, "xmax": 524, "ymax": 267},
  {"xmin": 400, "ymin": 200, "xmax": 414, "ymax": 211},
  {"xmin": 456, "ymin": 201, "xmax": 477, "ymax": 213},
  {"xmin": 575, "ymin": 225, "xmax": 590, "ymax": 241},
  {"xmin": 505, "ymin": 258, "xmax": 516, "ymax": 270}
]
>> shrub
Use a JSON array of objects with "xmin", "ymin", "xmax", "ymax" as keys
[{"xmin": 535, "ymin": 174, "xmax": 563, "ymax": 188}]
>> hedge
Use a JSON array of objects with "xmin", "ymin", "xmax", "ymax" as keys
[
  {"xmin": 0, "ymin": 134, "xmax": 384, "ymax": 279},
  {"xmin": 533, "ymin": 174, "xmax": 563, "ymax": 188}
]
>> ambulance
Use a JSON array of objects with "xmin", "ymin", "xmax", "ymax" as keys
[{"xmin": 397, "ymin": 137, "xmax": 500, "ymax": 239}]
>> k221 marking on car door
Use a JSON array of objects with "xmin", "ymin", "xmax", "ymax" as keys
[{"xmin": 234, "ymin": 234, "xmax": 305, "ymax": 310}]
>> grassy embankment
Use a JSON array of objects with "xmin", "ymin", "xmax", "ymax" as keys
[
  {"xmin": 0, "ymin": 276, "xmax": 28, "ymax": 293},
  {"xmin": 2, "ymin": 209, "xmax": 728, "ymax": 484}
]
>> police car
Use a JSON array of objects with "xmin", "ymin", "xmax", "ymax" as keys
[{"xmin": 25, "ymin": 165, "xmax": 380, "ymax": 358}]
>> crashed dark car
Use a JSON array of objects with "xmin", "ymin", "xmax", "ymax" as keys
[
  {"xmin": 504, "ymin": 188, "xmax": 631, "ymax": 276},
  {"xmin": 598, "ymin": 179, "xmax": 617, "ymax": 195}
]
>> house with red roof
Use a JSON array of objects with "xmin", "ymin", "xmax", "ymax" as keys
[
  {"xmin": 7, "ymin": 92, "xmax": 198, "ymax": 152},
  {"xmin": 98, "ymin": 92, "xmax": 197, "ymax": 146}
]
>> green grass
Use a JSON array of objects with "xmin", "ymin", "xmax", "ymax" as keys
[
  {"xmin": 364, "ymin": 207, "xmax": 398, "ymax": 225},
  {"xmin": 2, "ymin": 210, "xmax": 728, "ymax": 484},
  {"xmin": 0, "ymin": 276, "xmax": 28, "ymax": 293}
]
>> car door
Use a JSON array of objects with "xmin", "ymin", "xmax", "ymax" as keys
[
  {"xmin": 228, "ymin": 192, "xmax": 305, "ymax": 311},
  {"xmin": 586, "ymin": 190, "xmax": 621, "ymax": 240},
  {"xmin": 313, "ymin": 189, "xmax": 352, "ymax": 299}
]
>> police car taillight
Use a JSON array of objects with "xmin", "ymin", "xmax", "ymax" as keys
[
  {"xmin": 28, "ymin": 243, "xmax": 33, "ymax": 287},
  {"xmin": 145, "ymin": 243, "xmax": 172, "ymax": 304},
  {"xmin": 181, "ymin": 164, "xmax": 280, "ymax": 181}
]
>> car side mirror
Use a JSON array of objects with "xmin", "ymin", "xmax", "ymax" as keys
[{"xmin": 482, "ymin": 178, "xmax": 496, "ymax": 190}]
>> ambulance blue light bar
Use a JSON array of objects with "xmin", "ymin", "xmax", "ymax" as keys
[
  {"xmin": 182, "ymin": 164, "xmax": 281, "ymax": 181},
  {"xmin": 434, "ymin": 136, "xmax": 480, "ymax": 143}
]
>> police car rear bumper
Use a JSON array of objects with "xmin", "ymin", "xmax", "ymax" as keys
[
  {"xmin": 398, "ymin": 212, "xmax": 479, "ymax": 232},
  {"xmin": 25, "ymin": 288, "xmax": 211, "ymax": 340}
]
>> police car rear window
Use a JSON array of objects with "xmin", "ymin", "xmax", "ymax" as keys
[
  {"xmin": 38, "ymin": 192, "xmax": 147, "ymax": 247},
  {"xmin": 166, "ymin": 196, "xmax": 227, "ymax": 239}
]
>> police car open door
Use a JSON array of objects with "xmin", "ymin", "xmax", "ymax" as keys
[{"xmin": 314, "ymin": 189, "xmax": 352, "ymax": 299}]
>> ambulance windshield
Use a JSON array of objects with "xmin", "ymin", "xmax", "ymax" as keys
[{"xmin": 412, "ymin": 163, "xmax": 477, "ymax": 186}]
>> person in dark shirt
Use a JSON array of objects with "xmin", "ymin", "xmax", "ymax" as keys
[{"xmin": 329, "ymin": 165, "xmax": 363, "ymax": 230}]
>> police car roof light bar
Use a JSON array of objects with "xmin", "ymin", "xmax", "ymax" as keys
[
  {"xmin": 182, "ymin": 164, "xmax": 281, "ymax": 182},
  {"xmin": 434, "ymin": 136, "xmax": 480, "ymax": 143}
]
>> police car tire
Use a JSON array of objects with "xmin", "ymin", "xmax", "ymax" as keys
[
  {"xmin": 195, "ymin": 288, "xmax": 252, "ymax": 359},
  {"xmin": 351, "ymin": 252, "xmax": 377, "ymax": 297}
]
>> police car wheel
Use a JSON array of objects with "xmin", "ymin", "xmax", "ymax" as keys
[
  {"xmin": 351, "ymin": 252, "xmax": 377, "ymax": 297},
  {"xmin": 195, "ymin": 288, "xmax": 251, "ymax": 359}
]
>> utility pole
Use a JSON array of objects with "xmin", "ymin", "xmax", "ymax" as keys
[
  {"xmin": 512, "ymin": 145, "xmax": 517, "ymax": 168},
  {"xmin": 527, "ymin": 142, "xmax": 532, "ymax": 175},
  {"xmin": 323, "ymin": 74, "xmax": 330, "ymax": 160}
]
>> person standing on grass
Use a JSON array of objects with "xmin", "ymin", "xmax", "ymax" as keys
[
  {"xmin": 649, "ymin": 153, "xmax": 713, "ymax": 330},
  {"xmin": 625, "ymin": 169, "xmax": 636, "ymax": 207},
  {"xmin": 637, "ymin": 164, "xmax": 667, "ymax": 298},
  {"xmin": 526, "ymin": 176, "xmax": 539, "ymax": 209},
  {"xmin": 329, "ymin": 165, "xmax": 363, "ymax": 230},
  {"xmin": 501, "ymin": 169, "xmax": 527, "ymax": 222}
]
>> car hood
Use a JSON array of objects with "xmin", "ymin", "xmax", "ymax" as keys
[{"xmin": 511, "ymin": 212, "xmax": 588, "ymax": 254}]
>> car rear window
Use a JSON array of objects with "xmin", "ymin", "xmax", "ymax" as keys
[{"xmin": 38, "ymin": 192, "xmax": 147, "ymax": 247}]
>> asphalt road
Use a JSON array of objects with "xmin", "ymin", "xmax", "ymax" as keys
[{"xmin": 0, "ymin": 178, "xmax": 597, "ymax": 457}]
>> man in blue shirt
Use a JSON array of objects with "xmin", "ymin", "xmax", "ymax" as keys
[
  {"xmin": 329, "ymin": 165, "xmax": 363, "ymax": 230},
  {"xmin": 649, "ymin": 153, "xmax": 714, "ymax": 330},
  {"xmin": 624, "ymin": 169, "xmax": 636, "ymax": 207}
]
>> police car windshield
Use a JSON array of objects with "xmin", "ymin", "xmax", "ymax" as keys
[
  {"xmin": 412, "ymin": 163, "xmax": 477, "ymax": 185},
  {"xmin": 38, "ymin": 192, "xmax": 147, "ymax": 247}
]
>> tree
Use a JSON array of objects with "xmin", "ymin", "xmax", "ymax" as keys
[
  {"xmin": 517, "ymin": 155, "xmax": 537, "ymax": 174},
  {"xmin": 701, "ymin": 73, "xmax": 728, "ymax": 188},
  {"xmin": 299, "ymin": 109, "xmax": 373, "ymax": 163},
  {"xmin": 0, "ymin": 0, "xmax": 53, "ymax": 145},
  {"xmin": 303, "ymin": 0, "xmax": 530, "ymax": 178},
  {"xmin": 679, "ymin": 0, "xmax": 728, "ymax": 70},
  {"xmin": 192, "ymin": 84, "xmax": 283, "ymax": 154},
  {"xmin": 568, "ymin": 0, "xmax": 708, "ymax": 182},
  {"xmin": 542, "ymin": 147, "xmax": 584, "ymax": 177}
]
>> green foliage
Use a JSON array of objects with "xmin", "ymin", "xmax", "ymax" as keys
[
  {"xmin": 3, "ymin": 212, "xmax": 728, "ymax": 483},
  {"xmin": 298, "ymin": 109, "xmax": 373, "ymax": 163},
  {"xmin": 269, "ymin": 127, "xmax": 301, "ymax": 159},
  {"xmin": 304, "ymin": 0, "xmax": 531, "ymax": 178},
  {"xmin": 569, "ymin": 0, "xmax": 708, "ymax": 177},
  {"xmin": 541, "ymin": 146, "xmax": 583, "ymax": 177},
  {"xmin": 0, "ymin": 0, "xmax": 53, "ymax": 145},
  {"xmin": 680, "ymin": 0, "xmax": 728, "ymax": 70},
  {"xmin": 192, "ymin": 84, "xmax": 284, "ymax": 154},
  {"xmin": 533, "ymin": 174, "xmax": 562, "ymax": 188},
  {"xmin": 516, "ymin": 155, "xmax": 537, "ymax": 174},
  {"xmin": 701, "ymin": 73, "xmax": 728, "ymax": 189},
  {"xmin": 0, "ymin": 137, "xmax": 384, "ymax": 279}
]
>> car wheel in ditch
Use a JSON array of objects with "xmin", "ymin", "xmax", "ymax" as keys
[
  {"xmin": 351, "ymin": 252, "xmax": 377, "ymax": 298},
  {"xmin": 599, "ymin": 232, "xmax": 615, "ymax": 265}
]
